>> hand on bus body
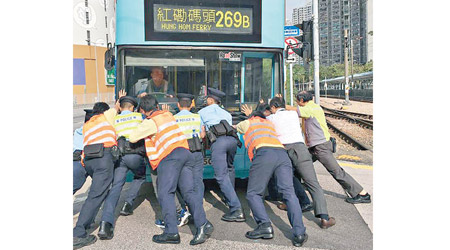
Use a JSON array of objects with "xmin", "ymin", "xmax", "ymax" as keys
[
  {"xmin": 161, "ymin": 104, "xmax": 170, "ymax": 111},
  {"xmin": 114, "ymin": 89, "xmax": 127, "ymax": 111},
  {"xmin": 241, "ymin": 104, "xmax": 253, "ymax": 117},
  {"xmin": 138, "ymin": 92, "xmax": 147, "ymax": 98},
  {"xmin": 118, "ymin": 89, "xmax": 127, "ymax": 98}
]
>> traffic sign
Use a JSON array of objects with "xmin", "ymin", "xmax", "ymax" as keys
[
  {"xmin": 284, "ymin": 25, "xmax": 301, "ymax": 37},
  {"xmin": 285, "ymin": 37, "xmax": 300, "ymax": 49},
  {"xmin": 285, "ymin": 55, "xmax": 298, "ymax": 63}
]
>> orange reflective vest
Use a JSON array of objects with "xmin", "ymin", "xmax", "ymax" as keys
[
  {"xmin": 144, "ymin": 110, "xmax": 189, "ymax": 170},
  {"xmin": 243, "ymin": 117, "xmax": 284, "ymax": 161},
  {"xmin": 81, "ymin": 113, "xmax": 117, "ymax": 165}
]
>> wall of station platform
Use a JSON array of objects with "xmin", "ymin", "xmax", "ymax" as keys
[{"xmin": 73, "ymin": 44, "xmax": 115, "ymax": 105}]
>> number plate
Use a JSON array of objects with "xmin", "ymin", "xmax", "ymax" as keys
[{"xmin": 203, "ymin": 157, "xmax": 212, "ymax": 165}]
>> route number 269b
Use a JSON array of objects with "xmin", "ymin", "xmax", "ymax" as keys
[{"xmin": 216, "ymin": 11, "xmax": 250, "ymax": 29}]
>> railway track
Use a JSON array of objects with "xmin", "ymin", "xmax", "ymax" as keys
[
  {"xmin": 326, "ymin": 119, "xmax": 372, "ymax": 151},
  {"xmin": 321, "ymin": 106, "xmax": 373, "ymax": 130}
]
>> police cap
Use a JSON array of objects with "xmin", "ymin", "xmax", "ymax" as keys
[
  {"xmin": 176, "ymin": 93, "xmax": 195, "ymax": 101},
  {"xmin": 207, "ymin": 87, "xmax": 226, "ymax": 102},
  {"xmin": 119, "ymin": 96, "xmax": 138, "ymax": 107}
]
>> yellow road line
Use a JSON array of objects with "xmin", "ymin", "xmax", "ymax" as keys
[{"xmin": 339, "ymin": 162, "xmax": 373, "ymax": 170}]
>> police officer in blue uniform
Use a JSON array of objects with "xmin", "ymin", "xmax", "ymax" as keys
[
  {"xmin": 198, "ymin": 88, "xmax": 245, "ymax": 222},
  {"xmin": 73, "ymin": 109, "xmax": 94, "ymax": 194},
  {"xmin": 97, "ymin": 96, "xmax": 147, "ymax": 240}
]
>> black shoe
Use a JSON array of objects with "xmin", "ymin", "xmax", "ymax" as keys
[
  {"xmin": 301, "ymin": 203, "xmax": 314, "ymax": 213},
  {"xmin": 221, "ymin": 208, "xmax": 246, "ymax": 222},
  {"xmin": 73, "ymin": 235, "xmax": 97, "ymax": 249},
  {"xmin": 97, "ymin": 221, "xmax": 114, "ymax": 240},
  {"xmin": 120, "ymin": 202, "xmax": 133, "ymax": 216},
  {"xmin": 152, "ymin": 232, "xmax": 181, "ymax": 244},
  {"xmin": 245, "ymin": 222, "xmax": 274, "ymax": 239},
  {"xmin": 345, "ymin": 193, "xmax": 371, "ymax": 204},
  {"xmin": 292, "ymin": 233, "xmax": 308, "ymax": 247},
  {"xmin": 190, "ymin": 221, "xmax": 214, "ymax": 245},
  {"xmin": 264, "ymin": 195, "xmax": 282, "ymax": 202}
]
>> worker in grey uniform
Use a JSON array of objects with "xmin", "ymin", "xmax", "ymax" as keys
[{"xmin": 291, "ymin": 91, "xmax": 371, "ymax": 204}]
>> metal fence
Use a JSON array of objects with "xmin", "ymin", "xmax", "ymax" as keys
[
  {"xmin": 319, "ymin": 89, "xmax": 373, "ymax": 102},
  {"xmin": 73, "ymin": 92, "xmax": 115, "ymax": 105}
]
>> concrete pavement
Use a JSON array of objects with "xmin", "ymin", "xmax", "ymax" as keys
[{"xmin": 73, "ymin": 159, "xmax": 373, "ymax": 250}]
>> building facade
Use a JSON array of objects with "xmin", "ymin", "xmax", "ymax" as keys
[
  {"xmin": 318, "ymin": 0, "xmax": 371, "ymax": 66},
  {"xmin": 292, "ymin": 1, "xmax": 313, "ymax": 25},
  {"xmin": 73, "ymin": 0, "xmax": 116, "ymax": 105}
]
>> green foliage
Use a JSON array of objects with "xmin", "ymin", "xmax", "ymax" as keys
[
  {"xmin": 319, "ymin": 61, "xmax": 373, "ymax": 80},
  {"xmin": 284, "ymin": 61, "xmax": 373, "ymax": 104}
]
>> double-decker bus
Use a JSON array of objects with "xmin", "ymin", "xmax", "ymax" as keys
[{"xmin": 108, "ymin": 0, "xmax": 285, "ymax": 180}]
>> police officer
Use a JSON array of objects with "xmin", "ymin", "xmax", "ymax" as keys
[
  {"xmin": 198, "ymin": 88, "xmax": 244, "ymax": 222},
  {"xmin": 235, "ymin": 111, "xmax": 308, "ymax": 247},
  {"xmin": 73, "ymin": 109, "xmax": 93, "ymax": 195},
  {"xmin": 129, "ymin": 95, "xmax": 213, "ymax": 245},
  {"xmin": 174, "ymin": 93, "xmax": 206, "ymax": 204},
  {"xmin": 97, "ymin": 96, "xmax": 147, "ymax": 240},
  {"xmin": 73, "ymin": 91, "xmax": 124, "ymax": 249},
  {"xmin": 242, "ymin": 104, "xmax": 314, "ymax": 212}
]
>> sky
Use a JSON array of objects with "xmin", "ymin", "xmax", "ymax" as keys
[{"xmin": 286, "ymin": 0, "xmax": 310, "ymax": 21}]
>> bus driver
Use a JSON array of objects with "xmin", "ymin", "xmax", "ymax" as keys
[{"xmin": 136, "ymin": 67, "xmax": 174, "ymax": 98}]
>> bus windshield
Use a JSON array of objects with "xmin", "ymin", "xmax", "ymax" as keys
[{"xmin": 118, "ymin": 48, "xmax": 282, "ymax": 112}]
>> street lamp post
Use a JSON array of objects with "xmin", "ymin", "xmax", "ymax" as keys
[{"xmin": 344, "ymin": 29, "xmax": 350, "ymax": 105}]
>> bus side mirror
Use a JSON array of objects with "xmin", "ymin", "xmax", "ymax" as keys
[{"xmin": 104, "ymin": 42, "xmax": 115, "ymax": 70}]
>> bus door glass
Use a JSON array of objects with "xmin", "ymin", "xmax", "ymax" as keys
[{"xmin": 241, "ymin": 52, "xmax": 277, "ymax": 108}]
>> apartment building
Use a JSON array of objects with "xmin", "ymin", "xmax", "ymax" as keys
[{"xmin": 318, "ymin": 0, "xmax": 371, "ymax": 66}]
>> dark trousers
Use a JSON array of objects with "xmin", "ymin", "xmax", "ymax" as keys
[
  {"xmin": 73, "ymin": 151, "xmax": 115, "ymax": 238},
  {"xmin": 210, "ymin": 136, "xmax": 241, "ymax": 212},
  {"xmin": 157, "ymin": 148, "xmax": 207, "ymax": 234},
  {"xmin": 309, "ymin": 140, "xmax": 363, "ymax": 197},
  {"xmin": 150, "ymin": 167, "xmax": 185, "ymax": 215},
  {"xmin": 101, "ymin": 154, "xmax": 146, "ymax": 225},
  {"xmin": 247, "ymin": 147, "xmax": 306, "ymax": 237},
  {"xmin": 285, "ymin": 142, "xmax": 329, "ymax": 217},
  {"xmin": 73, "ymin": 161, "xmax": 88, "ymax": 195},
  {"xmin": 267, "ymin": 172, "xmax": 311, "ymax": 208},
  {"xmin": 192, "ymin": 151, "xmax": 205, "ymax": 203}
]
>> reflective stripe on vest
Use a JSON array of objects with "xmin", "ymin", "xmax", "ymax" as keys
[
  {"xmin": 81, "ymin": 114, "xmax": 117, "ymax": 166},
  {"xmin": 83, "ymin": 114, "xmax": 117, "ymax": 148},
  {"xmin": 243, "ymin": 117, "xmax": 283, "ymax": 161},
  {"xmin": 144, "ymin": 111, "xmax": 189, "ymax": 169},
  {"xmin": 175, "ymin": 113, "xmax": 201, "ymax": 139},
  {"xmin": 113, "ymin": 112, "xmax": 143, "ymax": 139}
]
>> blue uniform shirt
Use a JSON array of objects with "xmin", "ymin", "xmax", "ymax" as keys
[
  {"xmin": 198, "ymin": 104, "xmax": 232, "ymax": 130},
  {"xmin": 73, "ymin": 126, "xmax": 84, "ymax": 152},
  {"xmin": 120, "ymin": 110, "xmax": 132, "ymax": 115}
]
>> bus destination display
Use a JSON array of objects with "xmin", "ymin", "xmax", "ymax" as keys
[{"xmin": 153, "ymin": 4, "xmax": 253, "ymax": 34}]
